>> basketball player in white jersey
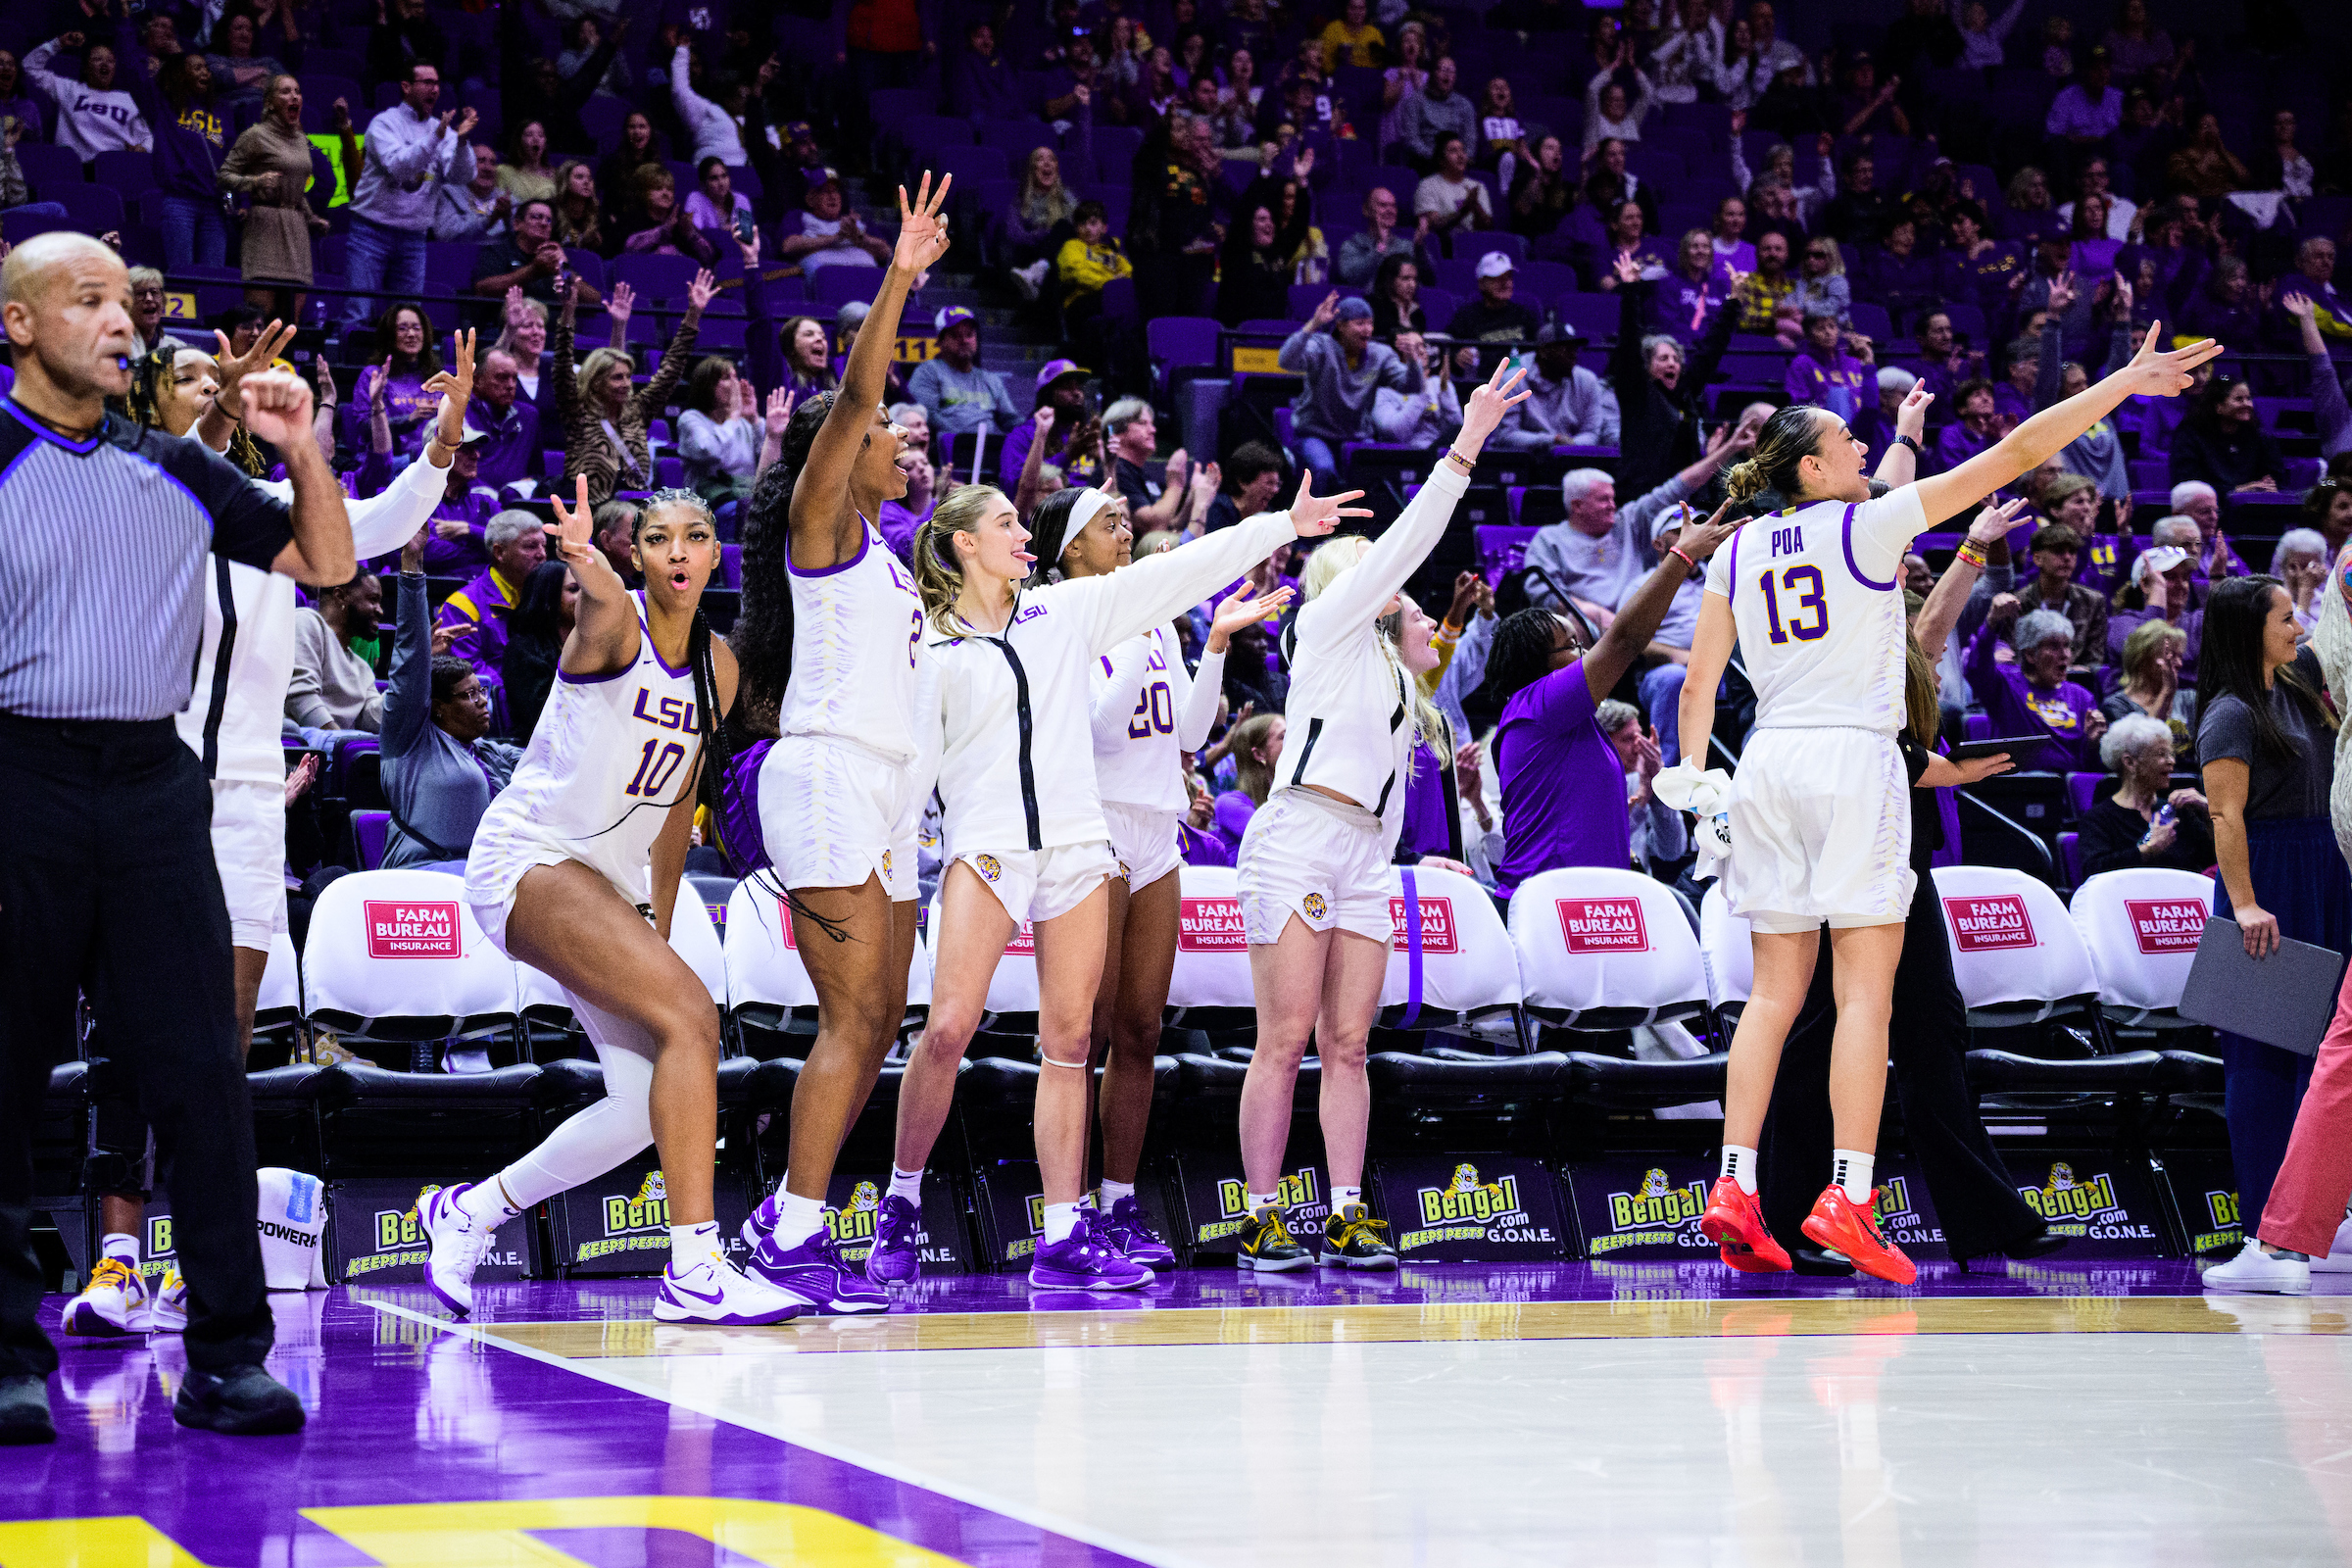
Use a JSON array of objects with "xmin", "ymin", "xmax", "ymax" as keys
[
  {"xmin": 728, "ymin": 175, "xmax": 953, "ymax": 1314},
  {"xmin": 418, "ymin": 480, "xmax": 799, "ymax": 1325},
  {"xmin": 1230, "ymin": 358, "xmax": 1528, "ymax": 1272},
  {"xmin": 63, "ymin": 329, "xmax": 458, "ymax": 1340},
  {"xmin": 876, "ymin": 476, "xmax": 1357, "ymax": 1293},
  {"xmin": 1670, "ymin": 322, "xmax": 2223, "ymax": 1283},
  {"xmin": 1028, "ymin": 485, "xmax": 1293, "ymax": 1267}
]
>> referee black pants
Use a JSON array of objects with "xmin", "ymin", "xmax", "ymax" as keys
[
  {"xmin": 0, "ymin": 714, "xmax": 271, "ymax": 1378},
  {"xmin": 1760, "ymin": 863, "xmax": 2043, "ymax": 1262}
]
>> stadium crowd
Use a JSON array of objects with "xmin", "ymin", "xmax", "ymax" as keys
[{"xmin": 9, "ymin": 0, "xmax": 2352, "ymax": 1430}]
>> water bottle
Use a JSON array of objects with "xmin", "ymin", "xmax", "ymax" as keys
[{"xmin": 2139, "ymin": 802, "xmax": 2176, "ymax": 849}]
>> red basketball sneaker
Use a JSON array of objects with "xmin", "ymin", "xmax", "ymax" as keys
[
  {"xmin": 1801, "ymin": 1186, "xmax": 1917, "ymax": 1286},
  {"xmin": 1700, "ymin": 1178, "xmax": 1792, "ymax": 1274}
]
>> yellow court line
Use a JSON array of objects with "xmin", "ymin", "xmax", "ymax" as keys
[{"xmin": 474, "ymin": 1293, "xmax": 2352, "ymax": 1359}]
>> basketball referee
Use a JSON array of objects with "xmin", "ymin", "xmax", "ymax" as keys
[{"xmin": 0, "ymin": 234, "xmax": 356, "ymax": 1442}]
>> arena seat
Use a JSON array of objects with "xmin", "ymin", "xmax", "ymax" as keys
[
  {"xmin": 2153, "ymin": 1049, "xmax": 2225, "ymax": 1115},
  {"xmin": 1563, "ymin": 1050, "xmax": 1730, "ymax": 1110},
  {"xmin": 1377, "ymin": 863, "xmax": 1522, "ymax": 1031},
  {"xmin": 1929, "ymin": 865, "xmax": 2099, "ymax": 1031},
  {"xmin": 1696, "ymin": 882, "xmax": 1751, "ymax": 1018},
  {"xmin": 247, "ymin": 1063, "xmax": 326, "ymax": 1173},
  {"xmin": 1508, "ymin": 867, "xmax": 1708, "ymax": 1030},
  {"xmin": 35, "ymin": 1062, "xmax": 91, "ymax": 1265},
  {"xmin": 1371, "ymin": 1051, "xmax": 1567, "ymax": 1149},
  {"xmin": 253, "ymin": 930, "xmax": 305, "ymax": 1054},
  {"xmin": 302, "ymin": 869, "xmax": 520, "ymax": 1060},
  {"xmin": 1164, "ymin": 863, "xmax": 1253, "ymax": 1026},
  {"xmin": 957, "ymin": 1056, "xmax": 1041, "ymax": 1162},
  {"xmin": 2068, "ymin": 867, "xmax": 2215, "ymax": 1028},
  {"xmin": 1963, "ymin": 1047, "xmax": 2164, "ymax": 1105},
  {"xmin": 310, "ymin": 1061, "xmax": 544, "ymax": 1177}
]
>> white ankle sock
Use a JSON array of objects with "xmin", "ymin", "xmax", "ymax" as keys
[
  {"xmin": 1043, "ymin": 1201, "xmax": 1080, "ymax": 1244},
  {"xmin": 888, "ymin": 1166, "xmax": 923, "ymax": 1204},
  {"xmin": 1721, "ymin": 1145, "xmax": 1758, "ymax": 1197},
  {"xmin": 101, "ymin": 1231, "xmax": 138, "ymax": 1264},
  {"xmin": 776, "ymin": 1190, "xmax": 827, "ymax": 1249},
  {"xmin": 461, "ymin": 1179, "xmax": 518, "ymax": 1227},
  {"xmin": 1100, "ymin": 1178, "xmax": 1135, "ymax": 1207},
  {"xmin": 1331, "ymin": 1185, "xmax": 1363, "ymax": 1212},
  {"xmin": 1833, "ymin": 1150, "xmax": 1875, "ymax": 1204},
  {"xmin": 1246, "ymin": 1189, "xmax": 1281, "ymax": 1214},
  {"xmin": 669, "ymin": 1221, "xmax": 721, "ymax": 1270}
]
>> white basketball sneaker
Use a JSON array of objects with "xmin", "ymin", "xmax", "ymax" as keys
[
  {"xmin": 416, "ymin": 1182, "xmax": 506, "ymax": 1318},
  {"xmin": 148, "ymin": 1268, "xmax": 188, "ymax": 1333},
  {"xmin": 654, "ymin": 1249, "xmax": 803, "ymax": 1325},
  {"xmin": 60, "ymin": 1255, "xmax": 151, "ymax": 1336},
  {"xmin": 2202, "ymin": 1238, "xmax": 2311, "ymax": 1297},
  {"xmin": 2308, "ymin": 1218, "xmax": 2352, "ymax": 1274}
]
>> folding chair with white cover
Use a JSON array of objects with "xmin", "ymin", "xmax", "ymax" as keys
[
  {"xmin": 1697, "ymin": 881, "xmax": 1752, "ymax": 1021},
  {"xmin": 301, "ymin": 869, "xmax": 519, "ymax": 1063},
  {"xmin": 2068, "ymin": 867, "xmax": 2216, "ymax": 1029},
  {"xmin": 1376, "ymin": 862, "xmax": 1524, "ymax": 1039},
  {"xmin": 1508, "ymin": 866, "xmax": 1709, "ymax": 1030},
  {"xmin": 253, "ymin": 929, "xmax": 305, "ymax": 1052},
  {"xmin": 1164, "ymin": 863, "xmax": 1254, "ymax": 1025},
  {"xmin": 1929, "ymin": 863, "xmax": 2101, "ymax": 1038}
]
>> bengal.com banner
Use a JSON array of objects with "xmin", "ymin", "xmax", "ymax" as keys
[
  {"xmin": 1175, "ymin": 1154, "xmax": 1329, "ymax": 1252},
  {"xmin": 1372, "ymin": 1155, "xmax": 1569, "ymax": 1261},
  {"xmin": 550, "ymin": 1159, "xmax": 754, "ymax": 1276},
  {"xmin": 815, "ymin": 1173, "xmax": 969, "ymax": 1274},
  {"xmin": 325, "ymin": 1177, "xmax": 533, "ymax": 1285},
  {"xmin": 2015, "ymin": 1157, "xmax": 2165, "ymax": 1254}
]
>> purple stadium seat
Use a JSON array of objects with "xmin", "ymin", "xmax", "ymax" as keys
[
  {"xmin": 1417, "ymin": 287, "xmax": 1459, "ymax": 327},
  {"xmin": 655, "ymin": 457, "xmax": 684, "ymax": 489},
  {"xmin": 90, "ymin": 149, "xmax": 158, "ymax": 202},
  {"xmin": 2067, "ymin": 773, "xmax": 2104, "ymax": 818},
  {"xmin": 1554, "ymin": 294, "xmax": 1619, "ymax": 342},
  {"xmin": 1847, "ymin": 302, "xmax": 1892, "ymax": 343},
  {"xmin": 351, "ymin": 810, "xmax": 390, "ymax": 871},
  {"xmin": 14, "ymin": 143, "xmax": 81, "ymax": 190},
  {"xmin": 39, "ymin": 184, "xmax": 123, "ymax": 236},
  {"xmin": 1, "ymin": 206, "xmax": 74, "ymax": 246},
  {"xmin": 1290, "ymin": 282, "xmax": 1365, "ymax": 318},
  {"xmin": 2057, "ymin": 831, "xmax": 2081, "ymax": 888},
  {"xmin": 719, "ymin": 542, "xmax": 742, "ymax": 588},
  {"xmin": 977, "ymin": 120, "xmax": 1057, "ymax": 165},
  {"xmin": 1147, "ymin": 316, "xmax": 1220, "ymax": 378},
  {"xmin": 612, "ymin": 253, "xmax": 700, "ymax": 305},
  {"xmin": 1964, "ymin": 712, "xmax": 1991, "ymax": 744}
]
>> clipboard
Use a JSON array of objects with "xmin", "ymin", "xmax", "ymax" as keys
[
  {"xmin": 2176, "ymin": 918, "xmax": 2349, "ymax": 1056},
  {"xmin": 1949, "ymin": 734, "xmax": 2046, "ymax": 761}
]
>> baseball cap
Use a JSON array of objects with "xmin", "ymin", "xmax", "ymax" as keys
[
  {"xmin": 783, "ymin": 121, "xmax": 815, "ymax": 143},
  {"xmin": 1535, "ymin": 322, "xmax": 1584, "ymax": 346},
  {"xmin": 2138, "ymin": 545, "xmax": 2190, "ymax": 576},
  {"xmin": 807, "ymin": 166, "xmax": 842, "ymax": 189},
  {"xmin": 457, "ymin": 422, "xmax": 490, "ymax": 446},
  {"xmin": 935, "ymin": 305, "xmax": 979, "ymax": 333},
  {"xmin": 1651, "ymin": 501, "xmax": 1694, "ymax": 545},
  {"xmin": 1476, "ymin": 251, "xmax": 1517, "ymax": 279},
  {"xmin": 1036, "ymin": 358, "xmax": 1090, "ymax": 389},
  {"xmin": 1333, "ymin": 296, "xmax": 1373, "ymax": 321}
]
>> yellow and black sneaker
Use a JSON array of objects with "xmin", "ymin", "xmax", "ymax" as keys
[
  {"xmin": 1319, "ymin": 1204, "xmax": 1398, "ymax": 1269},
  {"xmin": 1237, "ymin": 1205, "xmax": 1313, "ymax": 1273}
]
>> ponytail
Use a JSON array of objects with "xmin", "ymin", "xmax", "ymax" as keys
[
  {"xmin": 1723, "ymin": 404, "xmax": 1830, "ymax": 514},
  {"xmin": 912, "ymin": 483, "xmax": 1013, "ymax": 634}
]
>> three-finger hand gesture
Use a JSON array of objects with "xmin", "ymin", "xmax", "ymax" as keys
[
  {"xmin": 1287, "ymin": 471, "xmax": 1372, "ymax": 537},
  {"xmin": 1459, "ymin": 355, "xmax": 1533, "ymax": 447},
  {"xmin": 544, "ymin": 476, "xmax": 600, "ymax": 569},
  {"xmin": 2128, "ymin": 322, "xmax": 2223, "ymax": 396},
  {"xmin": 894, "ymin": 171, "xmax": 954, "ymax": 273}
]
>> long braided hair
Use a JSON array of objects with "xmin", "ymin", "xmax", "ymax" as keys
[
  {"xmin": 120, "ymin": 345, "xmax": 270, "ymax": 475},
  {"xmin": 728, "ymin": 392, "xmax": 833, "ymax": 744}
]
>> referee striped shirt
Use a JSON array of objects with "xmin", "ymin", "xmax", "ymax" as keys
[{"xmin": 0, "ymin": 400, "xmax": 294, "ymax": 721}]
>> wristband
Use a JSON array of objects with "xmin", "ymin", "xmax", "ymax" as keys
[
  {"xmin": 1668, "ymin": 546, "xmax": 1697, "ymax": 570},
  {"xmin": 1893, "ymin": 434, "xmax": 1922, "ymax": 457},
  {"xmin": 1446, "ymin": 448, "xmax": 1475, "ymax": 473},
  {"xmin": 1956, "ymin": 542, "xmax": 1988, "ymax": 568}
]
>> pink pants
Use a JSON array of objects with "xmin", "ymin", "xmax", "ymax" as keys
[{"xmin": 2259, "ymin": 964, "xmax": 2352, "ymax": 1256}]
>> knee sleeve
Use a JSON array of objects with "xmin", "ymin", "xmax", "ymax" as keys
[{"xmin": 497, "ymin": 1039, "xmax": 657, "ymax": 1210}]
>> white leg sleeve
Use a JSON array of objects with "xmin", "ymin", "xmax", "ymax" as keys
[{"xmin": 495, "ymin": 992, "xmax": 658, "ymax": 1209}]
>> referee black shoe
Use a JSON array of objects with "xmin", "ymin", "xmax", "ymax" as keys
[
  {"xmin": 1237, "ymin": 1206, "xmax": 1312, "ymax": 1272},
  {"xmin": 0, "ymin": 1375, "xmax": 54, "ymax": 1445},
  {"xmin": 1318, "ymin": 1204, "xmax": 1399, "ymax": 1269},
  {"xmin": 173, "ymin": 1364, "xmax": 306, "ymax": 1436}
]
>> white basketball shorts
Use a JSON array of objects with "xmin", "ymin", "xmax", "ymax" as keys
[
  {"xmin": 1236, "ymin": 787, "xmax": 1393, "ymax": 946},
  {"xmin": 1722, "ymin": 726, "xmax": 1913, "ymax": 934},
  {"xmin": 956, "ymin": 841, "xmax": 1119, "ymax": 925},
  {"xmin": 762, "ymin": 735, "xmax": 921, "ymax": 903},
  {"xmin": 210, "ymin": 777, "xmax": 290, "ymax": 951},
  {"xmin": 1102, "ymin": 801, "xmax": 1184, "ymax": 892}
]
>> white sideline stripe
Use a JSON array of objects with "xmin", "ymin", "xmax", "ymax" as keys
[{"xmin": 363, "ymin": 1298, "xmax": 1201, "ymax": 1568}]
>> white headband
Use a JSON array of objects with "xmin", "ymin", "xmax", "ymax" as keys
[{"xmin": 1069, "ymin": 487, "xmax": 1116, "ymax": 534}]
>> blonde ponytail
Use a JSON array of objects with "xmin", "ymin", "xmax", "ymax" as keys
[{"xmin": 911, "ymin": 483, "xmax": 1011, "ymax": 635}]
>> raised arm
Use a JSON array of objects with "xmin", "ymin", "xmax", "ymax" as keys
[
  {"xmin": 351, "ymin": 331, "xmax": 477, "ymax": 558},
  {"xmin": 1080, "ymin": 492, "xmax": 1355, "ymax": 653},
  {"xmin": 787, "ymin": 172, "xmax": 952, "ymax": 568},
  {"xmin": 1585, "ymin": 503, "xmax": 1736, "ymax": 701},
  {"xmin": 382, "ymin": 549, "xmax": 434, "ymax": 760},
  {"xmin": 540, "ymin": 475, "xmax": 641, "ymax": 675},
  {"xmin": 1296, "ymin": 359, "xmax": 1530, "ymax": 650},
  {"xmin": 248, "ymin": 371, "xmax": 356, "ymax": 585},
  {"xmin": 1875, "ymin": 381, "xmax": 1933, "ymax": 484},
  {"xmin": 1674, "ymin": 590, "xmax": 1737, "ymax": 773},
  {"xmin": 1915, "ymin": 499, "xmax": 2024, "ymax": 662},
  {"xmin": 1914, "ymin": 323, "xmax": 2223, "ymax": 529},
  {"xmin": 631, "ymin": 271, "xmax": 710, "ymax": 420}
]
